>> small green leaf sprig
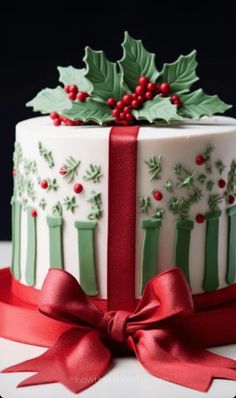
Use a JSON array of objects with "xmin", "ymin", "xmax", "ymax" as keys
[
  {"xmin": 83, "ymin": 164, "xmax": 102, "ymax": 183},
  {"xmin": 38, "ymin": 142, "xmax": 54, "ymax": 169},
  {"xmin": 26, "ymin": 32, "xmax": 231, "ymax": 127},
  {"xmin": 87, "ymin": 191, "xmax": 102, "ymax": 220},
  {"xmin": 145, "ymin": 155, "xmax": 162, "ymax": 181},
  {"xmin": 60, "ymin": 156, "xmax": 80, "ymax": 183}
]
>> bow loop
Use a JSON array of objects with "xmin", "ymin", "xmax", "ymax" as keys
[{"xmin": 104, "ymin": 310, "xmax": 131, "ymax": 343}]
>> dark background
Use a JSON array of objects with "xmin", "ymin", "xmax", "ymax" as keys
[{"xmin": 1, "ymin": 2, "xmax": 236, "ymax": 240}]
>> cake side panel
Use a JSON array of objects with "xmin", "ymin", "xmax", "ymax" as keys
[
  {"xmin": 136, "ymin": 128, "xmax": 236, "ymax": 296},
  {"xmin": 12, "ymin": 120, "xmax": 110, "ymax": 298}
]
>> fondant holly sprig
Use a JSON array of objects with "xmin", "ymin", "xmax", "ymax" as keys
[{"xmin": 27, "ymin": 32, "xmax": 231, "ymax": 127}]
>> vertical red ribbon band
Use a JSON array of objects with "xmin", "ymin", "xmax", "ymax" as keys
[{"xmin": 107, "ymin": 126, "xmax": 139, "ymax": 311}]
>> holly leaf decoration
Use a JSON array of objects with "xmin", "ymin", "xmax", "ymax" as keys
[
  {"xmin": 133, "ymin": 96, "xmax": 182, "ymax": 123},
  {"xmin": 26, "ymin": 86, "xmax": 71, "ymax": 114},
  {"xmin": 179, "ymin": 89, "xmax": 232, "ymax": 119},
  {"xmin": 57, "ymin": 66, "xmax": 93, "ymax": 92},
  {"xmin": 160, "ymin": 50, "xmax": 198, "ymax": 94},
  {"xmin": 119, "ymin": 31, "xmax": 160, "ymax": 91},
  {"xmin": 84, "ymin": 47, "xmax": 125, "ymax": 100},
  {"xmin": 61, "ymin": 98, "xmax": 113, "ymax": 125}
]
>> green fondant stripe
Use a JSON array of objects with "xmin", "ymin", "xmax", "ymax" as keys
[
  {"xmin": 11, "ymin": 201, "xmax": 15, "ymax": 273},
  {"xmin": 203, "ymin": 209, "xmax": 221, "ymax": 292},
  {"xmin": 47, "ymin": 216, "xmax": 64, "ymax": 269},
  {"xmin": 75, "ymin": 220, "xmax": 98, "ymax": 296},
  {"xmin": 12, "ymin": 201, "xmax": 22, "ymax": 280},
  {"xmin": 25, "ymin": 208, "xmax": 37, "ymax": 286},
  {"xmin": 140, "ymin": 218, "xmax": 161, "ymax": 294},
  {"xmin": 174, "ymin": 219, "xmax": 194, "ymax": 285},
  {"xmin": 226, "ymin": 205, "xmax": 236, "ymax": 284}
]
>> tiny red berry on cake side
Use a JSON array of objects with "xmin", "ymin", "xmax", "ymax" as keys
[
  {"xmin": 228, "ymin": 195, "xmax": 235, "ymax": 205},
  {"xmin": 122, "ymin": 94, "xmax": 132, "ymax": 105},
  {"xmin": 107, "ymin": 97, "xmax": 116, "ymax": 107},
  {"xmin": 31, "ymin": 209, "xmax": 37, "ymax": 218},
  {"xmin": 53, "ymin": 118, "xmax": 61, "ymax": 127},
  {"xmin": 153, "ymin": 190, "xmax": 163, "ymax": 201},
  {"xmin": 218, "ymin": 179, "xmax": 226, "ymax": 188},
  {"xmin": 145, "ymin": 91, "xmax": 154, "ymax": 100},
  {"xmin": 135, "ymin": 85, "xmax": 145, "ymax": 96},
  {"xmin": 40, "ymin": 179, "xmax": 48, "ymax": 189},
  {"xmin": 147, "ymin": 82, "xmax": 156, "ymax": 92},
  {"xmin": 195, "ymin": 155, "xmax": 205, "ymax": 165},
  {"xmin": 196, "ymin": 214, "xmax": 205, "ymax": 224},
  {"xmin": 76, "ymin": 92, "xmax": 89, "ymax": 102},
  {"xmin": 50, "ymin": 112, "xmax": 59, "ymax": 120},
  {"xmin": 138, "ymin": 76, "xmax": 149, "ymax": 86},
  {"xmin": 68, "ymin": 92, "xmax": 76, "ymax": 101},
  {"xmin": 74, "ymin": 183, "xmax": 83, "ymax": 194},
  {"xmin": 59, "ymin": 165, "xmax": 67, "ymax": 176},
  {"xmin": 160, "ymin": 82, "xmax": 170, "ymax": 96},
  {"xmin": 171, "ymin": 94, "xmax": 182, "ymax": 107},
  {"xmin": 131, "ymin": 99, "xmax": 140, "ymax": 109}
]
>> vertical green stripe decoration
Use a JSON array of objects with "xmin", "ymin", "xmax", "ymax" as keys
[
  {"xmin": 47, "ymin": 215, "xmax": 64, "ymax": 269},
  {"xmin": 203, "ymin": 209, "xmax": 222, "ymax": 292},
  {"xmin": 11, "ymin": 200, "xmax": 15, "ymax": 273},
  {"xmin": 140, "ymin": 218, "xmax": 161, "ymax": 294},
  {"xmin": 12, "ymin": 201, "xmax": 22, "ymax": 280},
  {"xmin": 174, "ymin": 219, "xmax": 194, "ymax": 285},
  {"xmin": 226, "ymin": 205, "xmax": 236, "ymax": 284},
  {"xmin": 25, "ymin": 208, "xmax": 37, "ymax": 286},
  {"xmin": 74, "ymin": 221, "xmax": 98, "ymax": 296}
]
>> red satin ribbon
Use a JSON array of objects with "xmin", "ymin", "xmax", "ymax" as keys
[
  {"xmin": 108, "ymin": 126, "xmax": 139, "ymax": 311},
  {"xmin": 4, "ymin": 267, "xmax": 236, "ymax": 393}
]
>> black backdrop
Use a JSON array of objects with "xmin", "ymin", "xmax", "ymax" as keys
[{"xmin": 1, "ymin": 2, "xmax": 236, "ymax": 240}]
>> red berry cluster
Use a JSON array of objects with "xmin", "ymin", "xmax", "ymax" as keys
[
  {"xmin": 50, "ymin": 112, "xmax": 82, "ymax": 127},
  {"xmin": 64, "ymin": 84, "xmax": 89, "ymax": 102},
  {"xmin": 106, "ymin": 76, "xmax": 182, "ymax": 125}
]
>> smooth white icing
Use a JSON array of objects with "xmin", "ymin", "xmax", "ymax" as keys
[{"xmin": 14, "ymin": 116, "xmax": 236, "ymax": 297}]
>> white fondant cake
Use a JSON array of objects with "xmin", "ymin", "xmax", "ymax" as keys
[{"xmin": 12, "ymin": 115, "xmax": 236, "ymax": 298}]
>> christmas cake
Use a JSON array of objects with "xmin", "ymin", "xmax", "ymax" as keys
[{"xmin": 2, "ymin": 32, "xmax": 236, "ymax": 393}]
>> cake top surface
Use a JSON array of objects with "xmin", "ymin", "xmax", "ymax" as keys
[
  {"xmin": 17, "ymin": 115, "xmax": 236, "ymax": 140},
  {"xmin": 25, "ymin": 32, "xmax": 232, "ymax": 128}
]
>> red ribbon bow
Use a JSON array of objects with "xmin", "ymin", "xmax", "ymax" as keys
[{"xmin": 4, "ymin": 268, "xmax": 236, "ymax": 393}]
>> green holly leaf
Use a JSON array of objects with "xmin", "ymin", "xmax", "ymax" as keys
[
  {"xmin": 26, "ymin": 86, "xmax": 71, "ymax": 114},
  {"xmin": 119, "ymin": 31, "xmax": 160, "ymax": 91},
  {"xmin": 160, "ymin": 50, "xmax": 199, "ymax": 94},
  {"xmin": 83, "ymin": 47, "xmax": 125, "ymax": 100},
  {"xmin": 133, "ymin": 96, "xmax": 182, "ymax": 123},
  {"xmin": 57, "ymin": 66, "xmax": 93, "ymax": 92},
  {"xmin": 61, "ymin": 98, "xmax": 113, "ymax": 125},
  {"xmin": 179, "ymin": 89, "xmax": 232, "ymax": 119}
]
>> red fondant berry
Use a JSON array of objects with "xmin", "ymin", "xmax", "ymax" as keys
[
  {"xmin": 115, "ymin": 117, "xmax": 121, "ymax": 124},
  {"xmin": 65, "ymin": 119, "xmax": 75, "ymax": 126},
  {"xmin": 153, "ymin": 190, "xmax": 163, "ymax": 201},
  {"xmin": 74, "ymin": 183, "xmax": 83, "ymax": 194},
  {"xmin": 135, "ymin": 85, "xmax": 145, "ymax": 96},
  {"xmin": 122, "ymin": 120, "xmax": 130, "ymax": 126},
  {"xmin": 59, "ymin": 165, "xmax": 67, "ymax": 175},
  {"xmin": 107, "ymin": 97, "xmax": 116, "ymax": 107},
  {"xmin": 171, "ymin": 94, "xmax": 182, "ymax": 107},
  {"xmin": 145, "ymin": 91, "xmax": 154, "ymax": 100},
  {"xmin": 160, "ymin": 82, "xmax": 170, "ymax": 96},
  {"xmin": 40, "ymin": 179, "xmax": 48, "ymax": 189},
  {"xmin": 125, "ymin": 112, "xmax": 133, "ymax": 121},
  {"xmin": 119, "ymin": 112, "xmax": 125, "ymax": 120},
  {"xmin": 147, "ymin": 82, "xmax": 156, "ymax": 92},
  {"xmin": 68, "ymin": 92, "xmax": 76, "ymax": 101},
  {"xmin": 155, "ymin": 84, "xmax": 161, "ymax": 94},
  {"xmin": 76, "ymin": 91, "xmax": 89, "ymax": 102},
  {"xmin": 137, "ymin": 95, "xmax": 144, "ymax": 103},
  {"xmin": 228, "ymin": 195, "xmax": 235, "ymax": 205},
  {"xmin": 122, "ymin": 94, "xmax": 132, "ymax": 105},
  {"xmin": 195, "ymin": 155, "xmax": 205, "ymax": 165},
  {"xmin": 75, "ymin": 120, "xmax": 82, "ymax": 126},
  {"xmin": 116, "ymin": 100, "xmax": 124, "ymax": 109},
  {"xmin": 132, "ymin": 93, "xmax": 138, "ymax": 99},
  {"xmin": 31, "ymin": 209, "xmax": 37, "ymax": 218},
  {"xmin": 131, "ymin": 99, "xmax": 140, "ymax": 109},
  {"xmin": 64, "ymin": 85, "xmax": 70, "ymax": 93},
  {"xmin": 196, "ymin": 214, "xmax": 205, "ymax": 224},
  {"xmin": 50, "ymin": 112, "xmax": 59, "ymax": 120},
  {"xmin": 123, "ymin": 106, "xmax": 131, "ymax": 113},
  {"xmin": 218, "ymin": 179, "xmax": 226, "ymax": 188},
  {"xmin": 112, "ymin": 108, "xmax": 119, "ymax": 117},
  {"xmin": 138, "ymin": 76, "xmax": 149, "ymax": 86},
  {"xmin": 53, "ymin": 118, "xmax": 61, "ymax": 127},
  {"xmin": 69, "ymin": 85, "xmax": 78, "ymax": 94}
]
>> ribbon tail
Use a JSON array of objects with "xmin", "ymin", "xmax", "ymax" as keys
[
  {"xmin": 2, "ymin": 328, "xmax": 111, "ymax": 393},
  {"xmin": 130, "ymin": 329, "xmax": 236, "ymax": 392}
]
